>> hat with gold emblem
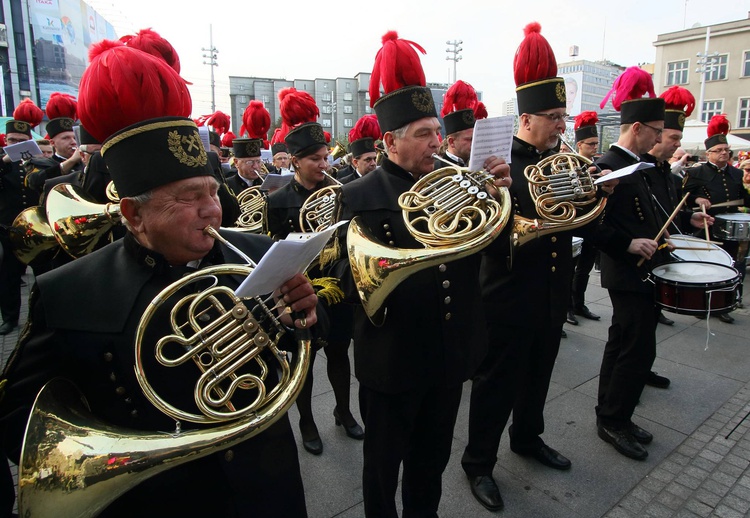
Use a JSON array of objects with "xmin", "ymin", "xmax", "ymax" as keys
[
  {"xmin": 601, "ymin": 66, "xmax": 664, "ymax": 125},
  {"xmin": 441, "ymin": 80, "xmax": 481, "ymax": 136},
  {"xmin": 45, "ymin": 92, "xmax": 78, "ymax": 138},
  {"xmin": 279, "ymin": 88, "xmax": 325, "ymax": 157},
  {"xmin": 514, "ymin": 23, "xmax": 566, "ymax": 116},
  {"xmin": 660, "ymin": 86, "xmax": 694, "ymax": 132},
  {"xmin": 348, "ymin": 114, "xmax": 381, "ymax": 158},
  {"xmin": 369, "ymin": 31, "xmax": 438, "ymax": 133},
  {"xmin": 574, "ymin": 111, "xmax": 599, "ymax": 143},
  {"xmin": 12, "ymin": 99, "xmax": 43, "ymax": 134},
  {"xmin": 705, "ymin": 114, "xmax": 730, "ymax": 151},
  {"xmin": 235, "ymin": 100, "xmax": 271, "ymax": 157},
  {"xmin": 78, "ymin": 38, "xmax": 201, "ymax": 198}
]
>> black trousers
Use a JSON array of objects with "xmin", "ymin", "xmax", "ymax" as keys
[
  {"xmin": 359, "ymin": 381, "xmax": 462, "ymax": 518},
  {"xmin": 596, "ymin": 290, "xmax": 659, "ymax": 428},
  {"xmin": 571, "ymin": 240, "xmax": 598, "ymax": 309},
  {"xmin": 0, "ymin": 234, "xmax": 25, "ymax": 325},
  {"xmin": 461, "ymin": 323, "xmax": 562, "ymax": 477}
]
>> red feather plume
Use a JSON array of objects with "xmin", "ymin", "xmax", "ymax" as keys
[
  {"xmin": 574, "ymin": 111, "xmax": 599, "ymax": 130},
  {"xmin": 120, "ymin": 28, "xmax": 181, "ymax": 73},
  {"xmin": 660, "ymin": 86, "xmax": 695, "ymax": 117},
  {"xmin": 349, "ymin": 114, "xmax": 381, "ymax": 142},
  {"xmin": 441, "ymin": 80, "xmax": 478, "ymax": 117},
  {"xmin": 270, "ymin": 127, "xmax": 284, "ymax": 146},
  {"xmin": 707, "ymin": 114, "xmax": 730, "ymax": 138},
  {"xmin": 241, "ymin": 101, "xmax": 271, "ymax": 139},
  {"xmin": 206, "ymin": 111, "xmax": 230, "ymax": 135},
  {"xmin": 13, "ymin": 99, "xmax": 44, "ymax": 128},
  {"xmin": 0, "ymin": 134, "xmax": 5, "ymax": 147},
  {"xmin": 46, "ymin": 92, "xmax": 77, "ymax": 120},
  {"xmin": 600, "ymin": 66, "xmax": 655, "ymax": 111},
  {"xmin": 221, "ymin": 131, "xmax": 236, "ymax": 148},
  {"xmin": 78, "ymin": 39, "xmax": 192, "ymax": 143},
  {"xmin": 473, "ymin": 101, "xmax": 488, "ymax": 120},
  {"xmin": 369, "ymin": 31, "xmax": 427, "ymax": 107},
  {"xmin": 513, "ymin": 22, "xmax": 558, "ymax": 87},
  {"xmin": 279, "ymin": 87, "xmax": 319, "ymax": 128},
  {"xmin": 324, "ymin": 131, "xmax": 331, "ymax": 144}
]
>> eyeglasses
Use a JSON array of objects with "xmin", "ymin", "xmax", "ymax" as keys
[
  {"xmin": 531, "ymin": 112, "xmax": 569, "ymax": 123},
  {"xmin": 708, "ymin": 148, "xmax": 730, "ymax": 154},
  {"xmin": 581, "ymin": 141, "xmax": 599, "ymax": 147},
  {"xmin": 639, "ymin": 122, "xmax": 664, "ymax": 136},
  {"xmin": 6, "ymin": 137, "xmax": 29, "ymax": 144}
]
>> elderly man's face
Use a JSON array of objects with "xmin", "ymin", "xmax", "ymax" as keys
[
  {"xmin": 387, "ymin": 117, "xmax": 441, "ymax": 178},
  {"xmin": 521, "ymin": 109, "xmax": 567, "ymax": 152},
  {"xmin": 707, "ymin": 144, "xmax": 731, "ymax": 168},
  {"xmin": 236, "ymin": 157, "xmax": 263, "ymax": 180},
  {"xmin": 124, "ymin": 176, "xmax": 222, "ymax": 265}
]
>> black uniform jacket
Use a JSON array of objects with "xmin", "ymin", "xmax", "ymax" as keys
[
  {"xmin": 0, "ymin": 159, "xmax": 38, "ymax": 226},
  {"xmin": 480, "ymin": 137, "xmax": 591, "ymax": 327},
  {"xmin": 594, "ymin": 146, "xmax": 671, "ymax": 294},
  {"xmin": 641, "ymin": 153, "xmax": 693, "ymax": 234},
  {"xmin": 25, "ymin": 155, "xmax": 83, "ymax": 193},
  {"xmin": 0, "ymin": 230, "xmax": 310, "ymax": 516},
  {"xmin": 334, "ymin": 163, "xmax": 355, "ymax": 183},
  {"xmin": 331, "ymin": 158, "xmax": 488, "ymax": 394},
  {"xmin": 226, "ymin": 172, "xmax": 262, "ymax": 197},
  {"xmin": 683, "ymin": 162, "xmax": 750, "ymax": 217}
]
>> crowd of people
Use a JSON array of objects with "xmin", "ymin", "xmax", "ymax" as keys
[{"xmin": 0, "ymin": 22, "xmax": 748, "ymax": 518}]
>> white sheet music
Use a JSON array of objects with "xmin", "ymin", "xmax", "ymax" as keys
[
  {"xmin": 235, "ymin": 220, "xmax": 348, "ymax": 298},
  {"xmin": 3, "ymin": 141, "xmax": 42, "ymax": 162},
  {"xmin": 467, "ymin": 115, "xmax": 515, "ymax": 171},
  {"xmin": 260, "ymin": 172, "xmax": 295, "ymax": 191},
  {"xmin": 593, "ymin": 162, "xmax": 654, "ymax": 184}
]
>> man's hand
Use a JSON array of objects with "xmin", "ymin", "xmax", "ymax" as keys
[
  {"xmin": 627, "ymin": 238, "xmax": 659, "ymax": 260},
  {"xmin": 695, "ymin": 198, "xmax": 711, "ymax": 210},
  {"xmin": 690, "ymin": 212, "xmax": 714, "ymax": 229},
  {"xmin": 276, "ymin": 273, "xmax": 318, "ymax": 329},
  {"xmin": 593, "ymin": 167, "xmax": 618, "ymax": 195},
  {"xmin": 483, "ymin": 155, "xmax": 511, "ymax": 199}
]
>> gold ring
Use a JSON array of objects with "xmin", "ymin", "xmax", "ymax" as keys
[{"xmin": 300, "ymin": 317, "xmax": 307, "ymax": 328}]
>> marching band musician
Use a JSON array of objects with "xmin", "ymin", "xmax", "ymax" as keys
[
  {"xmin": 434, "ymin": 79, "xmax": 482, "ymax": 169},
  {"xmin": 265, "ymin": 87, "xmax": 364, "ymax": 456},
  {"xmin": 328, "ymin": 31, "xmax": 511, "ymax": 517},
  {"xmin": 227, "ymin": 137, "xmax": 266, "ymax": 194},
  {"xmin": 683, "ymin": 114, "xmax": 750, "ymax": 318},
  {"xmin": 0, "ymin": 38, "xmax": 317, "ymax": 518},
  {"xmin": 338, "ymin": 115, "xmax": 381, "ymax": 184}
]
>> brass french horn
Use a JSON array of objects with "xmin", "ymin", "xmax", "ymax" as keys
[
  {"xmin": 299, "ymin": 171, "xmax": 342, "ymax": 233},
  {"xmin": 235, "ymin": 186, "xmax": 266, "ymax": 233},
  {"xmin": 348, "ymin": 159, "xmax": 512, "ymax": 324},
  {"xmin": 17, "ymin": 226, "xmax": 312, "ymax": 518}
]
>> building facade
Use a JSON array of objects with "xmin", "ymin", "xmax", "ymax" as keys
[{"xmin": 653, "ymin": 16, "xmax": 750, "ymax": 140}]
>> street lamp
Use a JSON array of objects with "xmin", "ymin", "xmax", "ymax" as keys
[
  {"xmin": 201, "ymin": 24, "xmax": 219, "ymax": 113},
  {"xmin": 446, "ymin": 40, "xmax": 463, "ymax": 83},
  {"xmin": 695, "ymin": 27, "xmax": 721, "ymax": 123}
]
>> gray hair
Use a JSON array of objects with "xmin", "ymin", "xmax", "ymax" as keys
[{"xmin": 389, "ymin": 123, "xmax": 412, "ymax": 140}]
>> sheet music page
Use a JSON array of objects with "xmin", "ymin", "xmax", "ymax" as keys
[
  {"xmin": 198, "ymin": 126, "xmax": 211, "ymax": 152},
  {"xmin": 593, "ymin": 162, "xmax": 654, "ymax": 184},
  {"xmin": 467, "ymin": 115, "xmax": 515, "ymax": 171},
  {"xmin": 3, "ymin": 141, "xmax": 43, "ymax": 162},
  {"xmin": 260, "ymin": 171, "xmax": 295, "ymax": 191},
  {"xmin": 235, "ymin": 220, "xmax": 348, "ymax": 298}
]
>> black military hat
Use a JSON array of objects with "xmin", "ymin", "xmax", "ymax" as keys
[
  {"xmin": 78, "ymin": 125, "xmax": 100, "ymax": 145},
  {"xmin": 574, "ymin": 112, "xmax": 599, "ymax": 143},
  {"xmin": 232, "ymin": 137, "xmax": 263, "ymax": 158},
  {"xmin": 285, "ymin": 122, "xmax": 327, "ymax": 157},
  {"xmin": 349, "ymin": 137, "xmax": 376, "ymax": 158},
  {"xmin": 516, "ymin": 78, "xmax": 566, "ymax": 116},
  {"xmin": 443, "ymin": 109, "xmax": 476, "ymax": 136},
  {"xmin": 209, "ymin": 130, "xmax": 221, "ymax": 149},
  {"xmin": 620, "ymin": 98, "xmax": 665, "ymax": 125},
  {"xmin": 5, "ymin": 119, "xmax": 32, "ymax": 136},
  {"xmin": 374, "ymin": 85, "xmax": 438, "ymax": 134},
  {"xmin": 101, "ymin": 116, "xmax": 213, "ymax": 198},
  {"xmin": 513, "ymin": 24, "xmax": 566, "ymax": 115},
  {"xmin": 660, "ymin": 86, "xmax": 695, "ymax": 132},
  {"xmin": 271, "ymin": 142, "xmax": 288, "ymax": 156},
  {"xmin": 46, "ymin": 117, "xmax": 75, "ymax": 138},
  {"xmin": 705, "ymin": 114, "xmax": 730, "ymax": 151}
]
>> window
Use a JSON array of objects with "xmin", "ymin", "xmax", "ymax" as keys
[
  {"xmin": 702, "ymin": 99, "xmax": 723, "ymax": 122},
  {"xmin": 344, "ymin": 118, "xmax": 353, "ymax": 128},
  {"xmin": 262, "ymin": 95, "xmax": 270, "ymax": 104},
  {"xmin": 343, "ymin": 92, "xmax": 353, "ymax": 101},
  {"xmin": 705, "ymin": 54, "xmax": 728, "ymax": 82},
  {"xmin": 321, "ymin": 105, "xmax": 332, "ymax": 114},
  {"xmin": 666, "ymin": 60, "xmax": 689, "ymax": 85},
  {"xmin": 321, "ymin": 93, "xmax": 332, "ymax": 102},
  {"xmin": 343, "ymin": 105, "xmax": 353, "ymax": 114},
  {"xmin": 365, "ymin": 106, "xmax": 372, "ymax": 114},
  {"xmin": 321, "ymin": 119, "xmax": 331, "ymax": 128},
  {"xmin": 739, "ymin": 98, "xmax": 750, "ymax": 129},
  {"xmin": 743, "ymin": 51, "xmax": 750, "ymax": 77}
]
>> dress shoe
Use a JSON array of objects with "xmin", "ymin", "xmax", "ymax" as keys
[
  {"xmin": 302, "ymin": 437, "xmax": 323, "ymax": 455},
  {"xmin": 0, "ymin": 321, "xmax": 17, "ymax": 335},
  {"xmin": 718, "ymin": 313, "xmax": 734, "ymax": 324},
  {"xmin": 561, "ymin": 329, "xmax": 567, "ymax": 339},
  {"xmin": 645, "ymin": 371, "xmax": 670, "ymax": 389},
  {"xmin": 467, "ymin": 475, "xmax": 504, "ymax": 512},
  {"xmin": 333, "ymin": 409, "xmax": 364, "ymax": 440},
  {"xmin": 629, "ymin": 422, "xmax": 653, "ymax": 445},
  {"xmin": 300, "ymin": 421, "xmax": 323, "ymax": 455},
  {"xmin": 566, "ymin": 310, "xmax": 579, "ymax": 325},
  {"xmin": 575, "ymin": 305, "xmax": 600, "ymax": 321},
  {"xmin": 597, "ymin": 424, "xmax": 648, "ymax": 460},
  {"xmin": 513, "ymin": 444, "xmax": 571, "ymax": 470},
  {"xmin": 658, "ymin": 312, "xmax": 674, "ymax": 326}
]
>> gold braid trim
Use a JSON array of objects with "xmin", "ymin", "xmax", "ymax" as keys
[
  {"xmin": 101, "ymin": 119, "xmax": 198, "ymax": 156},
  {"xmin": 309, "ymin": 276, "xmax": 345, "ymax": 306}
]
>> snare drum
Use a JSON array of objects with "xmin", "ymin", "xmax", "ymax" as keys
[
  {"xmin": 572, "ymin": 237, "xmax": 583, "ymax": 258},
  {"xmin": 714, "ymin": 213, "xmax": 750, "ymax": 242},
  {"xmin": 668, "ymin": 235, "xmax": 734, "ymax": 267},
  {"xmin": 652, "ymin": 261, "xmax": 740, "ymax": 316}
]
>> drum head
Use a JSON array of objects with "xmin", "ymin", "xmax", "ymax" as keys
[
  {"xmin": 652, "ymin": 261, "xmax": 739, "ymax": 284},
  {"xmin": 572, "ymin": 237, "xmax": 583, "ymax": 258},
  {"xmin": 668, "ymin": 235, "xmax": 733, "ymax": 267}
]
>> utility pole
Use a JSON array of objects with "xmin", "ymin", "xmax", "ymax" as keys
[
  {"xmin": 445, "ymin": 40, "xmax": 463, "ymax": 83},
  {"xmin": 202, "ymin": 24, "xmax": 219, "ymax": 113},
  {"xmin": 695, "ymin": 26, "xmax": 719, "ymax": 123}
]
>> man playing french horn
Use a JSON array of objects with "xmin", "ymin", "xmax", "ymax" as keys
[{"xmin": 0, "ymin": 41, "xmax": 318, "ymax": 518}]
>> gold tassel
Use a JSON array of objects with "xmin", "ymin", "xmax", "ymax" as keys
[
  {"xmin": 318, "ymin": 235, "xmax": 341, "ymax": 269},
  {"xmin": 310, "ymin": 276, "xmax": 345, "ymax": 306}
]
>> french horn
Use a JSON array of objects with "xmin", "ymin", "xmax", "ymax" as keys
[
  {"xmin": 17, "ymin": 226, "xmax": 312, "ymax": 517},
  {"xmin": 348, "ymin": 159, "xmax": 512, "ymax": 324},
  {"xmin": 235, "ymin": 186, "xmax": 266, "ymax": 233},
  {"xmin": 299, "ymin": 171, "xmax": 342, "ymax": 233}
]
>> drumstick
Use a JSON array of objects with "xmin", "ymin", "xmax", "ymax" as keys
[
  {"xmin": 670, "ymin": 246, "xmax": 717, "ymax": 251},
  {"xmin": 701, "ymin": 204, "xmax": 711, "ymax": 243},
  {"xmin": 692, "ymin": 199, "xmax": 743, "ymax": 210},
  {"xmin": 637, "ymin": 192, "xmax": 690, "ymax": 267}
]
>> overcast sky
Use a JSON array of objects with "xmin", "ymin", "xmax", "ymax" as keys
[{"xmin": 86, "ymin": 0, "xmax": 750, "ymax": 119}]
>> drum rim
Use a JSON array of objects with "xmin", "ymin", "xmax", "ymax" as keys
[{"xmin": 652, "ymin": 261, "xmax": 740, "ymax": 285}]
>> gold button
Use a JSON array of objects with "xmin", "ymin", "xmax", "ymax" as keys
[
  {"xmin": 551, "ymin": 266, "xmax": 556, "ymax": 272},
  {"xmin": 130, "ymin": 410, "xmax": 138, "ymax": 418},
  {"xmin": 224, "ymin": 450, "xmax": 235, "ymax": 462},
  {"xmin": 551, "ymin": 252, "xmax": 557, "ymax": 258},
  {"xmin": 551, "ymin": 237, "xmax": 557, "ymax": 243},
  {"xmin": 385, "ymin": 232, "xmax": 392, "ymax": 238},
  {"xmin": 115, "ymin": 386, "xmax": 127, "ymax": 396},
  {"xmin": 388, "ymin": 241, "xmax": 395, "ymax": 246},
  {"xmin": 383, "ymin": 224, "xmax": 390, "ymax": 230},
  {"xmin": 444, "ymin": 313, "xmax": 452, "ymax": 320},
  {"xmin": 103, "ymin": 352, "xmax": 113, "ymax": 362},
  {"xmin": 444, "ymin": 296, "xmax": 451, "ymax": 304},
  {"xmin": 109, "ymin": 372, "xmax": 117, "ymax": 382},
  {"xmin": 439, "ymin": 264, "xmax": 447, "ymax": 272},
  {"xmin": 442, "ymin": 280, "xmax": 450, "ymax": 289}
]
